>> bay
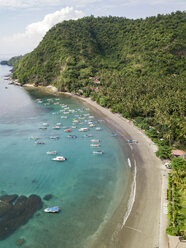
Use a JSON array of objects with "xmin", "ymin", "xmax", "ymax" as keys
[{"xmin": 0, "ymin": 65, "xmax": 132, "ymax": 248}]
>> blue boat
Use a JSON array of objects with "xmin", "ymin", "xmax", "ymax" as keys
[
  {"xmin": 44, "ymin": 206, "xmax": 60, "ymax": 213},
  {"xmin": 111, "ymin": 133, "xmax": 118, "ymax": 137}
]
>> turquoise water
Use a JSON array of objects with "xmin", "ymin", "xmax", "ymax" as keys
[{"xmin": 0, "ymin": 65, "xmax": 131, "ymax": 248}]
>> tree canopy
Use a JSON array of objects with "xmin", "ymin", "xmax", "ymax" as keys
[{"xmin": 12, "ymin": 11, "xmax": 186, "ymax": 149}]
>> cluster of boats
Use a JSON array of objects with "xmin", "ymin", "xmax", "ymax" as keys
[{"xmin": 32, "ymin": 98, "xmax": 106, "ymax": 165}]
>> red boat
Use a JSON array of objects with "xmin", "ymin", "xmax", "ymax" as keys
[{"xmin": 64, "ymin": 128, "xmax": 71, "ymax": 132}]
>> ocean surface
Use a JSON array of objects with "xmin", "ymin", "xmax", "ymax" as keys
[{"xmin": 0, "ymin": 65, "xmax": 132, "ymax": 248}]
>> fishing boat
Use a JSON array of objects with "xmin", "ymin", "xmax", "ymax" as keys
[
  {"xmin": 39, "ymin": 126, "xmax": 47, "ymax": 130},
  {"xmin": 35, "ymin": 141, "xmax": 45, "ymax": 144},
  {"xmin": 90, "ymin": 144, "xmax": 100, "ymax": 147},
  {"xmin": 91, "ymin": 139, "xmax": 100, "ymax": 143},
  {"xmin": 53, "ymin": 125, "xmax": 60, "ymax": 130},
  {"xmin": 52, "ymin": 156, "xmax": 67, "ymax": 161},
  {"xmin": 50, "ymin": 136, "xmax": 59, "ymax": 139},
  {"xmin": 66, "ymin": 135, "xmax": 77, "ymax": 138},
  {"xmin": 83, "ymin": 134, "xmax": 93, "ymax": 137},
  {"xmin": 93, "ymin": 151, "xmax": 103, "ymax": 154},
  {"xmin": 44, "ymin": 206, "xmax": 60, "ymax": 213},
  {"xmin": 111, "ymin": 133, "xmax": 118, "ymax": 137},
  {"xmin": 64, "ymin": 128, "xmax": 71, "ymax": 132},
  {"xmin": 79, "ymin": 128, "xmax": 88, "ymax": 132},
  {"xmin": 89, "ymin": 124, "xmax": 96, "ymax": 127},
  {"xmin": 127, "ymin": 140, "xmax": 138, "ymax": 144},
  {"xmin": 30, "ymin": 136, "xmax": 39, "ymax": 140},
  {"xmin": 46, "ymin": 151, "xmax": 57, "ymax": 155}
]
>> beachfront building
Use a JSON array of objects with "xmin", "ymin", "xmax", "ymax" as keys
[{"xmin": 171, "ymin": 150, "xmax": 186, "ymax": 159}]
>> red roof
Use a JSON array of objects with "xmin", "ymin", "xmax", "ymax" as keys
[{"xmin": 172, "ymin": 150, "xmax": 185, "ymax": 156}]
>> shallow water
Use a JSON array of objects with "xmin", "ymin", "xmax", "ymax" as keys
[{"xmin": 0, "ymin": 65, "xmax": 132, "ymax": 248}]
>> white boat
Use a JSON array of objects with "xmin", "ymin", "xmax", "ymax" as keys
[
  {"xmin": 90, "ymin": 144, "xmax": 100, "ymax": 147},
  {"xmin": 79, "ymin": 128, "xmax": 89, "ymax": 132},
  {"xmin": 93, "ymin": 151, "xmax": 103, "ymax": 154},
  {"xmin": 53, "ymin": 126, "xmax": 60, "ymax": 129},
  {"xmin": 89, "ymin": 124, "xmax": 96, "ymax": 127},
  {"xmin": 91, "ymin": 139, "xmax": 100, "ymax": 143},
  {"xmin": 95, "ymin": 127, "xmax": 102, "ymax": 131},
  {"xmin": 61, "ymin": 116, "xmax": 67, "ymax": 119},
  {"xmin": 42, "ymin": 123, "xmax": 48, "ymax": 126},
  {"xmin": 52, "ymin": 156, "xmax": 67, "ymax": 161},
  {"xmin": 56, "ymin": 123, "xmax": 61, "ymax": 126},
  {"xmin": 46, "ymin": 151, "xmax": 57, "ymax": 155},
  {"xmin": 44, "ymin": 206, "xmax": 60, "ymax": 213}
]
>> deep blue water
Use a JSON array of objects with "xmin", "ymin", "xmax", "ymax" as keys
[{"xmin": 0, "ymin": 65, "xmax": 131, "ymax": 248}]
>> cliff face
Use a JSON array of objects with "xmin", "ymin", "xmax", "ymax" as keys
[{"xmin": 12, "ymin": 12, "xmax": 186, "ymax": 90}]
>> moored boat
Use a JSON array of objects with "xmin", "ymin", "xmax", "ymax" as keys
[
  {"xmin": 44, "ymin": 206, "xmax": 60, "ymax": 213},
  {"xmin": 79, "ymin": 127, "xmax": 88, "ymax": 132},
  {"xmin": 52, "ymin": 156, "xmax": 67, "ymax": 161},
  {"xmin": 93, "ymin": 150, "xmax": 103, "ymax": 154},
  {"xmin": 90, "ymin": 144, "xmax": 100, "ymax": 147},
  {"xmin": 50, "ymin": 136, "xmax": 59, "ymax": 139},
  {"xmin": 91, "ymin": 139, "xmax": 100, "ymax": 143},
  {"xmin": 46, "ymin": 151, "xmax": 57, "ymax": 155},
  {"xmin": 35, "ymin": 141, "xmax": 45, "ymax": 144},
  {"xmin": 53, "ymin": 125, "xmax": 60, "ymax": 129},
  {"xmin": 64, "ymin": 128, "xmax": 71, "ymax": 132},
  {"xmin": 66, "ymin": 135, "xmax": 77, "ymax": 138}
]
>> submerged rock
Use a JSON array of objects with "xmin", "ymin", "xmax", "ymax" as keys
[
  {"xmin": 16, "ymin": 238, "xmax": 25, "ymax": 246},
  {"xmin": 43, "ymin": 194, "xmax": 53, "ymax": 201},
  {"xmin": 0, "ymin": 194, "xmax": 43, "ymax": 240}
]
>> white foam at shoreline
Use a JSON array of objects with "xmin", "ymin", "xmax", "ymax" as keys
[
  {"xmin": 128, "ymin": 158, "xmax": 131, "ymax": 168},
  {"xmin": 121, "ymin": 159, "xmax": 137, "ymax": 228}
]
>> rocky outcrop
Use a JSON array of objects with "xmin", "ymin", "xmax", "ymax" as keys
[
  {"xmin": 0, "ymin": 194, "xmax": 43, "ymax": 240},
  {"xmin": 43, "ymin": 194, "xmax": 53, "ymax": 201}
]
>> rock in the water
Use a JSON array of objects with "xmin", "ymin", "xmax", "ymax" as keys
[
  {"xmin": 0, "ymin": 194, "xmax": 18, "ymax": 204},
  {"xmin": 0, "ymin": 194, "xmax": 43, "ymax": 240},
  {"xmin": 0, "ymin": 201, "xmax": 12, "ymax": 217},
  {"xmin": 43, "ymin": 194, "xmax": 53, "ymax": 201},
  {"xmin": 16, "ymin": 238, "xmax": 25, "ymax": 246}
]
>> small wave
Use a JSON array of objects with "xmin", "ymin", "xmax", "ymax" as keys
[{"xmin": 121, "ymin": 159, "xmax": 137, "ymax": 228}]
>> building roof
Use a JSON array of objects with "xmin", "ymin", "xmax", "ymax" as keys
[{"xmin": 172, "ymin": 150, "xmax": 185, "ymax": 156}]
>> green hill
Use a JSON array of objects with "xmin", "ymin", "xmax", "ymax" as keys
[{"xmin": 12, "ymin": 11, "xmax": 186, "ymax": 148}]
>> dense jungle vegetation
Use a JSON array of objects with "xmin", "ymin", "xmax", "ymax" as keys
[
  {"xmin": 167, "ymin": 158, "xmax": 186, "ymax": 238},
  {"xmin": 10, "ymin": 11, "xmax": 186, "ymax": 238},
  {"xmin": 12, "ymin": 11, "xmax": 186, "ymax": 151}
]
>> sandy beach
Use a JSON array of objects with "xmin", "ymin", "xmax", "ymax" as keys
[
  {"xmin": 73, "ymin": 96, "xmax": 168, "ymax": 248},
  {"xmin": 23, "ymin": 85, "xmax": 168, "ymax": 248}
]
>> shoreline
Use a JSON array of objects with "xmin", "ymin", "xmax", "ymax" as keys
[
  {"xmin": 71, "ymin": 94, "xmax": 167, "ymax": 248},
  {"xmin": 21, "ymin": 83, "xmax": 168, "ymax": 247}
]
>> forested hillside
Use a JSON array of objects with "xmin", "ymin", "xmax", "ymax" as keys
[{"xmin": 12, "ymin": 11, "xmax": 186, "ymax": 149}]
